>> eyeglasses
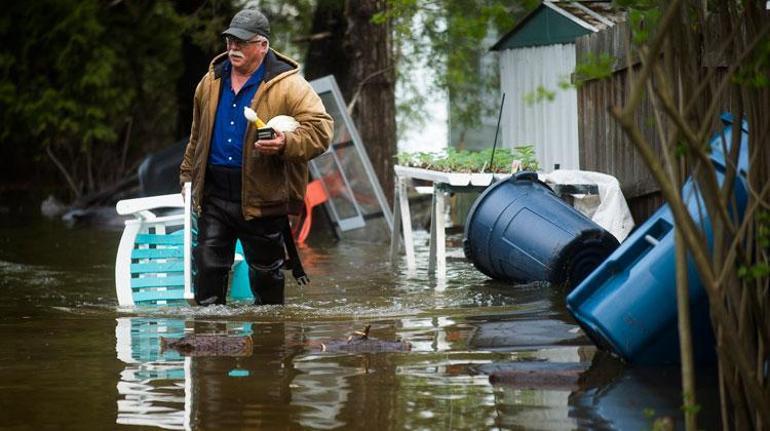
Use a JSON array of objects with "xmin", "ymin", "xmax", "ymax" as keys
[{"xmin": 224, "ymin": 36, "xmax": 265, "ymax": 48}]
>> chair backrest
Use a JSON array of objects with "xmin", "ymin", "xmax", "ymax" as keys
[{"xmin": 115, "ymin": 183, "xmax": 194, "ymax": 306}]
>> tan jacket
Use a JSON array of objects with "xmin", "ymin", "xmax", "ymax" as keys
[{"xmin": 179, "ymin": 50, "xmax": 333, "ymax": 218}]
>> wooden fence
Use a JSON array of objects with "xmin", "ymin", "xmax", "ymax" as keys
[
  {"xmin": 576, "ymin": 17, "xmax": 735, "ymax": 224},
  {"xmin": 576, "ymin": 21, "xmax": 663, "ymax": 223}
]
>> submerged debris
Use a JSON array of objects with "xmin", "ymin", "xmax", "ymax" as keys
[
  {"xmin": 479, "ymin": 349, "xmax": 623, "ymax": 391},
  {"xmin": 160, "ymin": 334, "xmax": 253, "ymax": 357},
  {"xmin": 311, "ymin": 325, "xmax": 412, "ymax": 353},
  {"xmin": 483, "ymin": 362, "xmax": 589, "ymax": 389}
]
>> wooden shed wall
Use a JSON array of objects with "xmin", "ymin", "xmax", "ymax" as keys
[{"xmin": 575, "ymin": 21, "xmax": 664, "ymax": 223}]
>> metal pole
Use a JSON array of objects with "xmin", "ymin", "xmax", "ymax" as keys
[{"xmin": 488, "ymin": 93, "xmax": 506, "ymax": 172}]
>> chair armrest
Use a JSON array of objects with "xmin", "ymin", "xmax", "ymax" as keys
[
  {"xmin": 116, "ymin": 194, "xmax": 183, "ymax": 216},
  {"xmin": 116, "ymin": 183, "xmax": 191, "ymax": 217}
]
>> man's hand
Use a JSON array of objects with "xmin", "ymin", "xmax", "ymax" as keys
[{"xmin": 254, "ymin": 130, "xmax": 286, "ymax": 156}]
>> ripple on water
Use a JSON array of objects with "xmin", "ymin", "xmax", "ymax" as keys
[{"xmin": 112, "ymin": 301, "xmax": 426, "ymax": 321}]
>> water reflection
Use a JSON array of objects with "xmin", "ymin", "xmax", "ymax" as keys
[
  {"xmin": 488, "ymin": 348, "xmax": 721, "ymax": 430},
  {"xmin": 568, "ymin": 359, "xmax": 721, "ymax": 430},
  {"xmin": 110, "ymin": 312, "xmax": 723, "ymax": 429},
  {"xmin": 291, "ymin": 360, "xmax": 357, "ymax": 429},
  {"xmin": 396, "ymin": 314, "xmax": 594, "ymax": 430},
  {"xmin": 485, "ymin": 347, "xmax": 601, "ymax": 431},
  {"xmin": 0, "ymin": 213, "xmax": 722, "ymax": 430},
  {"xmin": 115, "ymin": 318, "xmax": 192, "ymax": 430},
  {"xmin": 191, "ymin": 321, "xmax": 300, "ymax": 430},
  {"xmin": 115, "ymin": 317, "xmax": 376, "ymax": 430},
  {"xmin": 115, "ymin": 318, "xmax": 260, "ymax": 430}
]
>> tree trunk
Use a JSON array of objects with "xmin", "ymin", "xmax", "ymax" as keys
[
  {"xmin": 344, "ymin": 0, "xmax": 396, "ymax": 204},
  {"xmin": 304, "ymin": 0, "xmax": 351, "ymax": 97}
]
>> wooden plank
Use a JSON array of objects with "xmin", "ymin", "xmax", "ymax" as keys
[
  {"xmin": 130, "ymin": 261, "xmax": 184, "ymax": 274},
  {"xmin": 131, "ymin": 275, "xmax": 185, "ymax": 289},
  {"xmin": 577, "ymin": 17, "xmax": 732, "ymax": 222},
  {"xmin": 576, "ymin": 19, "xmax": 664, "ymax": 220},
  {"xmin": 135, "ymin": 233, "xmax": 184, "ymax": 245},
  {"xmin": 131, "ymin": 247, "xmax": 184, "ymax": 259},
  {"xmin": 132, "ymin": 289, "xmax": 187, "ymax": 303}
]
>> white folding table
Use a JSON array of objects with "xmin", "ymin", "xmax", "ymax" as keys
[
  {"xmin": 389, "ymin": 166, "xmax": 607, "ymax": 279},
  {"xmin": 389, "ymin": 165, "xmax": 511, "ymax": 278}
]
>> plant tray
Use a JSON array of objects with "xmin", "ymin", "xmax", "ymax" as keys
[{"xmin": 394, "ymin": 165, "xmax": 511, "ymax": 187}]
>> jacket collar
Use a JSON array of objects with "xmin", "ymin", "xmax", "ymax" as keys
[
  {"xmin": 262, "ymin": 49, "xmax": 296, "ymax": 82},
  {"xmin": 209, "ymin": 49, "xmax": 297, "ymax": 83},
  {"xmin": 210, "ymin": 52, "xmax": 228, "ymax": 79}
]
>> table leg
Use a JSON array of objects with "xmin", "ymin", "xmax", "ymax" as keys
[
  {"xmin": 428, "ymin": 186, "xmax": 446, "ymax": 278},
  {"xmin": 389, "ymin": 178, "xmax": 402, "ymax": 260},
  {"xmin": 397, "ymin": 176, "xmax": 416, "ymax": 270}
]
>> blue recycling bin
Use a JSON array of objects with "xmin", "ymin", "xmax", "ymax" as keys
[
  {"xmin": 566, "ymin": 114, "xmax": 749, "ymax": 364},
  {"xmin": 463, "ymin": 171, "xmax": 619, "ymax": 288}
]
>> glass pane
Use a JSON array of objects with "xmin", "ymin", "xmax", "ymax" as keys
[
  {"xmin": 332, "ymin": 142, "xmax": 381, "ymax": 216},
  {"xmin": 313, "ymin": 152, "xmax": 358, "ymax": 221},
  {"xmin": 339, "ymin": 217, "xmax": 390, "ymax": 242},
  {"xmin": 319, "ymin": 92, "xmax": 351, "ymax": 145},
  {"xmin": 310, "ymin": 75, "xmax": 392, "ymax": 239}
]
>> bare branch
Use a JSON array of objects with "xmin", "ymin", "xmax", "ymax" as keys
[
  {"xmin": 645, "ymin": 76, "xmax": 679, "ymax": 182},
  {"xmin": 120, "ymin": 117, "xmax": 133, "ymax": 179},
  {"xmin": 694, "ymin": 22, "xmax": 770, "ymax": 139},
  {"xmin": 46, "ymin": 145, "xmax": 80, "ymax": 198},
  {"xmin": 610, "ymin": 106, "xmax": 714, "ymax": 284},
  {"xmin": 347, "ymin": 66, "xmax": 394, "ymax": 114},
  {"xmin": 716, "ymin": 182, "xmax": 770, "ymax": 287},
  {"xmin": 648, "ymin": 63, "xmax": 741, "ymax": 240},
  {"xmin": 621, "ymin": 0, "xmax": 684, "ymax": 117},
  {"xmin": 291, "ymin": 32, "xmax": 333, "ymax": 44}
]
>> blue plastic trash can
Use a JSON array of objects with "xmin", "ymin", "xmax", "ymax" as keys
[
  {"xmin": 463, "ymin": 171, "xmax": 619, "ymax": 288},
  {"xmin": 566, "ymin": 114, "xmax": 749, "ymax": 364}
]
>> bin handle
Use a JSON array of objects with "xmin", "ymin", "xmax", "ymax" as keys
[
  {"xmin": 570, "ymin": 217, "xmax": 673, "ymax": 301},
  {"xmin": 512, "ymin": 171, "xmax": 538, "ymax": 182},
  {"xmin": 644, "ymin": 234, "xmax": 660, "ymax": 246},
  {"xmin": 510, "ymin": 171, "xmax": 556, "ymax": 194}
]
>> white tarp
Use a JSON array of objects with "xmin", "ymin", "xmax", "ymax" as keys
[{"xmin": 539, "ymin": 170, "xmax": 635, "ymax": 242}]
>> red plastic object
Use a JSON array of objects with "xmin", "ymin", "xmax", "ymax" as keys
[{"xmin": 296, "ymin": 179, "xmax": 329, "ymax": 243}]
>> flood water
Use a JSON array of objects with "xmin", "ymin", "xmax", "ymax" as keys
[{"xmin": 0, "ymin": 201, "xmax": 721, "ymax": 430}]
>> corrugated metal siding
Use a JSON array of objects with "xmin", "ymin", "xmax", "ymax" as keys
[{"xmin": 500, "ymin": 43, "xmax": 580, "ymax": 171}]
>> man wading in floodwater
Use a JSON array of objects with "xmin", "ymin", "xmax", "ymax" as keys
[{"xmin": 179, "ymin": 8, "xmax": 333, "ymax": 306}]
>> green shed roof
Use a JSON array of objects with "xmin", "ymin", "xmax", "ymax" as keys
[{"xmin": 491, "ymin": 2, "xmax": 599, "ymax": 51}]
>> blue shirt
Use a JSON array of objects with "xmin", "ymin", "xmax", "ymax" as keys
[{"xmin": 209, "ymin": 60, "xmax": 266, "ymax": 167}]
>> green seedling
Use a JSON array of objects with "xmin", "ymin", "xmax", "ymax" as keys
[{"xmin": 396, "ymin": 146, "xmax": 539, "ymax": 173}]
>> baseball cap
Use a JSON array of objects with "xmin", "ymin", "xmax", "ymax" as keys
[{"xmin": 222, "ymin": 9, "xmax": 270, "ymax": 40}]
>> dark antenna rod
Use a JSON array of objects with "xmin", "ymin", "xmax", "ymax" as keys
[{"xmin": 488, "ymin": 93, "xmax": 506, "ymax": 173}]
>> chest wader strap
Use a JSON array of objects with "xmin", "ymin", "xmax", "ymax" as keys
[{"xmin": 283, "ymin": 218, "xmax": 309, "ymax": 286}]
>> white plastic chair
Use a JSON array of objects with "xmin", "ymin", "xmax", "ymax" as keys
[{"xmin": 114, "ymin": 183, "xmax": 194, "ymax": 306}]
